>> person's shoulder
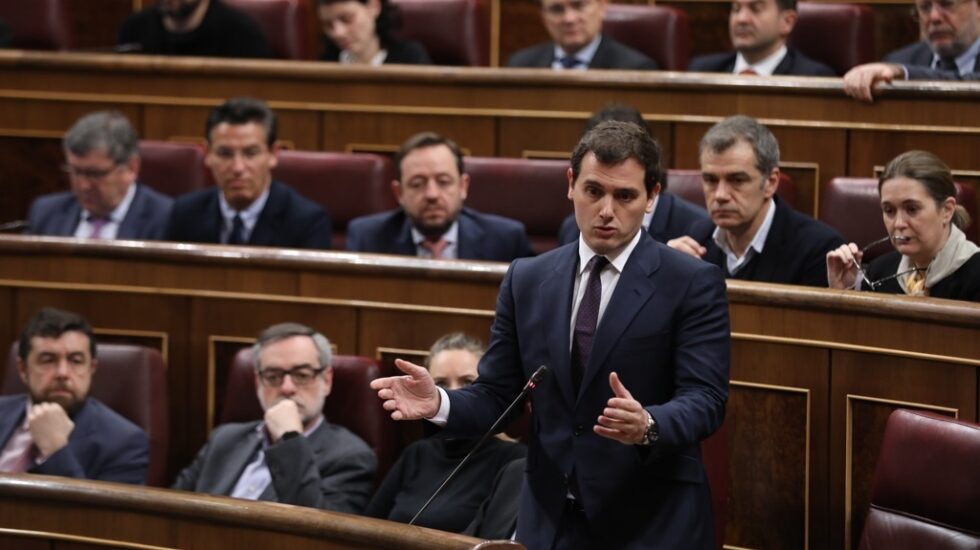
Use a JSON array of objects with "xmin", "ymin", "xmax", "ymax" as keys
[
  {"xmin": 784, "ymin": 47, "xmax": 837, "ymax": 76},
  {"xmin": 120, "ymin": 6, "xmax": 161, "ymax": 30},
  {"xmin": 271, "ymin": 181, "xmax": 326, "ymax": 214},
  {"xmin": 595, "ymin": 36, "xmax": 658, "ymax": 69},
  {"xmin": 318, "ymin": 420, "xmax": 374, "ymax": 456},
  {"xmin": 462, "ymin": 208, "xmax": 527, "ymax": 233},
  {"xmin": 665, "ymin": 192, "xmax": 710, "ymax": 222},
  {"xmin": 385, "ymin": 39, "xmax": 433, "ymax": 65},
  {"xmin": 348, "ymin": 209, "xmax": 404, "ymax": 232},
  {"xmin": 0, "ymin": 394, "xmax": 25, "ymax": 409},
  {"xmin": 780, "ymin": 201, "xmax": 843, "ymax": 244},
  {"xmin": 507, "ymin": 43, "xmax": 552, "ymax": 67},
  {"xmin": 172, "ymin": 186, "xmax": 217, "ymax": 208},
  {"xmin": 688, "ymin": 52, "xmax": 735, "ymax": 72},
  {"xmin": 30, "ymin": 191, "xmax": 77, "ymax": 211},
  {"xmin": 135, "ymin": 183, "xmax": 175, "ymax": 207},
  {"xmin": 884, "ymin": 41, "xmax": 932, "ymax": 64},
  {"xmin": 82, "ymin": 398, "xmax": 146, "ymax": 438},
  {"xmin": 866, "ymin": 250, "xmax": 902, "ymax": 279}
]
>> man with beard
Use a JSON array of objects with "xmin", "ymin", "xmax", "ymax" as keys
[
  {"xmin": 689, "ymin": 0, "xmax": 834, "ymax": 76},
  {"xmin": 117, "ymin": 0, "xmax": 272, "ymax": 58},
  {"xmin": 0, "ymin": 308, "xmax": 148, "ymax": 483},
  {"xmin": 346, "ymin": 132, "xmax": 534, "ymax": 261}
]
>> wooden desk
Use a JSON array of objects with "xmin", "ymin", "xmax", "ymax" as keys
[{"xmin": 0, "ymin": 235, "xmax": 977, "ymax": 550}]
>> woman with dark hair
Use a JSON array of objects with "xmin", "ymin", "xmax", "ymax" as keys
[
  {"xmin": 317, "ymin": 0, "xmax": 431, "ymax": 65},
  {"xmin": 826, "ymin": 150, "xmax": 980, "ymax": 301}
]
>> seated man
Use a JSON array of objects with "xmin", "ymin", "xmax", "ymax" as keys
[
  {"xmin": 346, "ymin": 132, "xmax": 533, "ymax": 261},
  {"xmin": 166, "ymin": 97, "xmax": 332, "ymax": 249},
  {"xmin": 507, "ymin": 0, "xmax": 658, "ymax": 70},
  {"xmin": 559, "ymin": 104, "xmax": 708, "ymax": 246},
  {"xmin": 0, "ymin": 308, "xmax": 148, "ymax": 483},
  {"xmin": 27, "ymin": 111, "xmax": 173, "ymax": 240},
  {"xmin": 689, "ymin": 0, "xmax": 834, "ymax": 76},
  {"xmin": 117, "ymin": 0, "xmax": 272, "ymax": 58},
  {"xmin": 668, "ymin": 115, "xmax": 844, "ymax": 287},
  {"xmin": 172, "ymin": 322, "xmax": 376, "ymax": 513}
]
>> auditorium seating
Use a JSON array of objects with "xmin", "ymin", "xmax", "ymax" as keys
[
  {"xmin": 272, "ymin": 150, "xmax": 396, "ymax": 249},
  {"xmin": 391, "ymin": 0, "xmax": 489, "ymax": 66},
  {"xmin": 221, "ymin": 348, "xmax": 399, "ymax": 480},
  {"xmin": 2, "ymin": 343, "xmax": 170, "ymax": 487},
  {"xmin": 602, "ymin": 4, "xmax": 690, "ymax": 71},
  {"xmin": 0, "ymin": 0, "xmax": 73, "ymax": 51},
  {"xmin": 667, "ymin": 169, "xmax": 798, "ymax": 211},
  {"xmin": 463, "ymin": 156, "xmax": 572, "ymax": 254},
  {"xmin": 223, "ymin": 0, "xmax": 316, "ymax": 60},
  {"xmin": 788, "ymin": 2, "xmax": 875, "ymax": 75},
  {"xmin": 138, "ymin": 140, "xmax": 211, "ymax": 197},
  {"xmin": 858, "ymin": 409, "xmax": 980, "ymax": 550}
]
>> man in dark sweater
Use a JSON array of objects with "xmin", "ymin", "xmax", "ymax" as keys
[{"xmin": 118, "ymin": 0, "xmax": 272, "ymax": 58}]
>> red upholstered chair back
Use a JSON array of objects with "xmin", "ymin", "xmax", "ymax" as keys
[
  {"xmin": 222, "ymin": 0, "xmax": 315, "ymax": 59},
  {"xmin": 788, "ymin": 2, "xmax": 875, "ymax": 75},
  {"xmin": 221, "ymin": 348, "xmax": 398, "ymax": 479},
  {"xmin": 138, "ymin": 140, "xmax": 212, "ymax": 197},
  {"xmin": 858, "ymin": 409, "xmax": 980, "ymax": 550},
  {"xmin": 463, "ymin": 156, "xmax": 572, "ymax": 254},
  {"xmin": 272, "ymin": 150, "xmax": 397, "ymax": 249},
  {"xmin": 602, "ymin": 4, "xmax": 690, "ymax": 71},
  {"xmin": 0, "ymin": 0, "xmax": 73, "ymax": 50},
  {"xmin": 390, "ymin": 0, "xmax": 489, "ymax": 66},
  {"xmin": 667, "ymin": 169, "xmax": 797, "ymax": 212},
  {"xmin": 3, "ymin": 343, "xmax": 169, "ymax": 487},
  {"xmin": 701, "ymin": 420, "xmax": 730, "ymax": 550}
]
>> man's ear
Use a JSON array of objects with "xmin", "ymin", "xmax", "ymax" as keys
[
  {"xmin": 778, "ymin": 9, "xmax": 797, "ymax": 38},
  {"xmin": 459, "ymin": 173, "xmax": 470, "ymax": 201},
  {"xmin": 567, "ymin": 167, "xmax": 576, "ymax": 200},
  {"xmin": 321, "ymin": 366, "xmax": 334, "ymax": 397},
  {"xmin": 763, "ymin": 168, "xmax": 780, "ymax": 199},
  {"xmin": 391, "ymin": 180, "xmax": 403, "ymax": 204},
  {"xmin": 16, "ymin": 358, "xmax": 28, "ymax": 385}
]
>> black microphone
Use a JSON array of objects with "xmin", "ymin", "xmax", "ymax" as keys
[
  {"xmin": 409, "ymin": 365, "xmax": 549, "ymax": 525},
  {"xmin": 0, "ymin": 220, "xmax": 28, "ymax": 233},
  {"xmin": 113, "ymin": 43, "xmax": 143, "ymax": 54}
]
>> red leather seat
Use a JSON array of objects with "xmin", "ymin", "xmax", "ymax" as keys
[
  {"xmin": 858, "ymin": 409, "xmax": 980, "ymax": 550},
  {"xmin": 3, "ymin": 343, "xmax": 169, "ymax": 487},
  {"xmin": 138, "ymin": 140, "xmax": 211, "ymax": 197},
  {"xmin": 667, "ymin": 169, "xmax": 797, "ymax": 212},
  {"xmin": 702, "ymin": 420, "xmax": 730, "ymax": 550},
  {"xmin": 0, "ymin": 0, "xmax": 74, "ymax": 50},
  {"xmin": 390, "ymin": 0, "xmax": 489, "ymax": 66},
  {"xmin": 788, "ymin": 2, "xmax": 875, "ymax": 76},
  {"xmin": 272, "ymin": 150, "xmax": 396, "ymax": 249},
  {"xmin": 602, "ymin": 4, "xmax": 690, "ymax": 71},
  {"xmin": 222, "ymin": 0, "xmax": 315, "ymax": 60},
  {"xmin": 463, "ymin": 156, "xmax": 572, "ymax": 254},
  {"xmin": 220, "ymin": 348, "xmax": 398, "ymax": 480}
]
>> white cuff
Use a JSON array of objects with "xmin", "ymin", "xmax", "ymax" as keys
[{"xmin": 427, "ymin": 387, "xmax": 450, "ymax": 427}]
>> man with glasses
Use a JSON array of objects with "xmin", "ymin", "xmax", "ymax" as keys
[
  {"xmin": 0, "ymin": 308, "xmax": 149, "ymax": 483},
  {"xmin": 173, "ymin": 322, "xmax": 376, "ymax": 512},
  {"xmin": 507, "ymin": 0, "xmax": 658, "ymax": 70},
  {"xmin": 26, "ymin": 111, "xmax": 173, "ymax": 240},
  {"xmin": 165, "ymin": 97, "xmax": 332, "ymax": 249},
  {"xmin": 843, "ymin": 0, "xmax": 980, "ymax": 101}
]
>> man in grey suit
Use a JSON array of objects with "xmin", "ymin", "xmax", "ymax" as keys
[
  {"xmin": 172, "ymin": 323, "xmax": 376, "ymax": 513},
  {"xmin": 507, "ymin": 0, "xmax": 657, "ymax": 70},
  {"xmin": 27, "ymin": 111, "xmax": 173, "ymax": 240}
]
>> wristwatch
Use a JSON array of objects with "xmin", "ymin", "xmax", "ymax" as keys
[{"xmin": 639, "ymin": 411, "xmax": 659, "ymax": 446}]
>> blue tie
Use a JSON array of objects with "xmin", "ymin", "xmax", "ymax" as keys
[{"xmin": 559, "ymin": 55, "xmax": 583, "ymax": 69}]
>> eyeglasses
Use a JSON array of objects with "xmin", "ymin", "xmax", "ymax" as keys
[
  {"xmin": 257, "ymin": 366, "xmax": 325, "ymax": 387},
  {"xmin": 61, "ymin": 163, "xmax": 120, "ymax": 181},
  {"xmin": 542, "ymin": 0, "xmax": 594, "ymax": 17},
  {"xmin": 850, "ymin": 236, "xmax": 928, "ymax": 290},
  {"xmin": 911, "ymin": 0, "xmax": 966, "ymax": 18}
]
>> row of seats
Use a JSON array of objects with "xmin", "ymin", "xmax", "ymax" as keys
[
  {"xmin": 135, "ymin": 140, "xmax": 980, "ymax": 255},
  {"xmin": 0, "ymin": 0, "xmax": 873, "ymax": 72}
]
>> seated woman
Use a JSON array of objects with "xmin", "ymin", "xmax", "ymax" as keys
[
  {"xmin": 827, "ymin": 150, "xmax": 980, "ymax": 301},
  {"xmin": 316, "ymin": 0, "xmax": 432, "ymax": 65},
  {"xmin": 364, "ymin": 333, "xmax": 526, "ymax": 532}
]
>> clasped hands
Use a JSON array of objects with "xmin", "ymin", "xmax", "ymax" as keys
[{"xmin": 27, "ymin": 402, "xmax": 75, "ymax": 459}]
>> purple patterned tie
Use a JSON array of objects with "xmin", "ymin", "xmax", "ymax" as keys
[{"xmin": 571, "ymin": 255, "xmax": 609, "ymax": 393}]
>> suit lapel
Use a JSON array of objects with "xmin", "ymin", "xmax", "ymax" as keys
[
  {"xmin": 216, "ymin": 427, "xmax": 264, "ymax": 495},
  {"xmin": 588, "ymin": 36, "xmax": 611, "ymax": 69},
  {"xmin": 773, "ymin": 49, "xmax": 795, "ymax": 75},
  {"xmin": 0, "ymin": 396, "xmax": 27, "ymax": 447},
  {"xmin": 250, "ymin": 182, "xmax": 284, "ymax": 246},
  {"xmin": 395, "ymin": 212, "xmax": 419, "ymax": 255},
  {"xmin": 457, "ymin": 211, "xmax": 487, "ymax": 260},
  {"xmin": 542, "ymin": 246, "xmax": 578, "ymax": 408},
  {"xmin": 116, "ymin": 185, "xmax": 143, "ymax": 239},
  {"xmin": 59, "ymin": 202, "xmax": 83, "ymax": 236},
  {"xmin": 579, "ymin": 235, "xmax": 659, "ymax": 397},
  {"xmin": 647, "ymin": 193, "xmax": 673, "ymax": 242}
]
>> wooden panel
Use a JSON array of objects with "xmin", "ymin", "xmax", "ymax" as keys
[
  {"xmin": 322, "ymin": 112, "xmax": 497, "ymax": 155},
  {"xmin": 848, "ymin": 130, "xmax": 980, "ymax": 178},
  {"xmin": 298, "ymin": 268, "xmax": 501, "ymax": 311},
  {"xmin": 357, "ymin": 309, "xmax": 494, "ymax": 358},
  {"xmin": 0, "ymin": 534, "xmax": 48, "ymax": 549},
  {"xmin": 0, "ymin": 136, "xmax": 66, "ymax": 223}
]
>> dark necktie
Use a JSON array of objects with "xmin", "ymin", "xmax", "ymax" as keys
[
  {"xmin": 570, "ymin": 255, "xmax": 609, "ymax": 394},
  {"xmin": 228, "ymin": 214, "xmax": 246, "ymax": 245},
  {"xmin": 937, "ymin": 57, "xmax": 958, "ymax": 72},
  {"xmin": 559, "ymin": 55, "xmax": 583, "ymax": 69}
]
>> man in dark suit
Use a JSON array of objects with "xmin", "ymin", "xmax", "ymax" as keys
[
  {"xmin": 689, "ymin": 0, "xmax": 834, "ymax": 76},
  {"xmin": 668, "ymin": 116, "xmax": 844, "ymax": 287},
  {"xmin": 0, "ymin": 308, "xmax": 148, "ymax": 483},
  {"xmin": 165, "ymin": 97, "xmax": 332, "ymax": 249},
  {"xmin": 346, "ymin": 132, "xmax": 533, "ymax": 261},
  {"xmin": 26, "ymin": 111, "xmax": 173, "ymax": 240},
  {"xmin": 507, "ymin": 0, "xmax": 657, "ymax": 70},
  {"xmin": 372, "ymin": 121, "xmax": 730, "ymax": 549},
  {"xmin": 173, "ymin": 322, "xmax": 376, "ymax": 513}
]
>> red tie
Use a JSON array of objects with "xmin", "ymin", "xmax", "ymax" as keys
[
  {"xmin": 421, "ymin": 239, "xmax": 448, "ymax": 259},
  {"xmin": 739, "ymin": 68, "xmax": 758, "ymax": 76}
]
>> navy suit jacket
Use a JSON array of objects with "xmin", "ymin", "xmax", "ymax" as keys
[
  {"xmin": 345, "ymin": 207, "xmax": 534, "ymax": 262},
  {"xmin": 884, "ymin": 41, "xmax": 939, "ymax": 68},
  {"xmin": 26, "ymin": 183, "xmax": 173, "ymax": 240},
  {"xmin": 165, "ymin": 181, "xmax": 332, "ymax": 249},
  {"xmin": 688, "ymin": 195, "xmax": 844, "ymax": 287},
  {"xmin": 0, "ymin": 395, "xmax": 148, "ymax": 483},
  {"xmin": 507, "ymin": 35, "xmax": 658, "ymax": 70},
  {"xmin": 558, "ymin": 192, "xmax": 709, "ymax": 246},
  {"xmin": 443, "ymin": 232, "xmax": 730, "ymax": 549},
  {"xmin": 906, "ymin": 66, "xmax": 980, "ymax": 80},
  {"xmin": 689, "ymin": 47, "xmax": 836, "ymax": 76}
]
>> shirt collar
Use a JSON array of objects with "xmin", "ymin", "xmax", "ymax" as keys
[
  {"xmin": 931, "ymin": 36, "xmax": 980, "ymax": 73},
  {"xmin": 218, "ymin": 184, "xmax": 271, "ymax": 225},
  {"xmin": 411, "ymin": 220, "xmax": 459, "ymax": 247},
  {"xmin": 553, "ymin": 34, "xmax": 603, "ymax": 69},
  {"xmin": 712, "ymin": 196, "xmax": 777, "ymax": 259},
  {"xmin": 339, "ymin": 49, "xmax": 388, "ymax": 66},
  {"xmin": 733, "ymin": 44, "xmax": 788, "ymax": 76},
  {"xmin": 576, "ymin": 224, "xmax": 643, "ymax": 276},
  {"xmin": 84, "ymin": 182, "xmax": 137, "ymax": 224}
]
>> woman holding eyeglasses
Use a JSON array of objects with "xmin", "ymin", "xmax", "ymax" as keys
[
  {"xmin": 826, "ymin": 150, "xmax": 980, "ymax": 301},
  {"xmin": 317, "ymin": 0, "xmax": 432, "ymax": 65}
]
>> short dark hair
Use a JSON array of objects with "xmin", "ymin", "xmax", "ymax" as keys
[
  {"xmin": 880, "ymin": 150, "xmax": 972, "ymax": 230},
  {"xmin": 394, "ymin": 132, "xmax": 465, "ymax": 182},
  {"xmin": 317, "ymin": 0, "xmax": 403, "ymax": 51},
  {"xmin": 570, "ymin": 120, "xmax": 662, "ymax": 195},
  {"xmin": 63, "ymin": 111, "xmax": 140, "ymax": 165},
  {"xmin": 776, "ymin": 0, "xmax": 797, "ymax": 11},
  {"xmin": 583, "ymin": 103, "xmax": 666, "ymax": 189},
  {"xmin": 424, "ymin": 332, "xmax": 485, "ymax": 368},
  {"xmin": 699, "ymin": 115, "xmax": 780, "ymax": 180},
  {"xmin": 205, "ymin": 97, "xmax": 277, "ymax": 147},
  {"xmin": 251, "ymin": 322, "xmax": 332, "ymax": 370},
  {"xmin": 18, "ymin": 308, "xmax": 96, "ymax": 361}
]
